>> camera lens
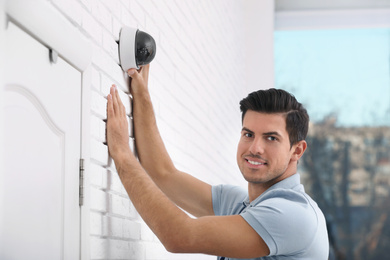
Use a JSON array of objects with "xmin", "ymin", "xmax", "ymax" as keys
[{"xmin": 135, "ymin": 31, "xmax": 156, "ymax": 66}]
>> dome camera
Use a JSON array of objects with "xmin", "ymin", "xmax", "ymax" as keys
[{"xmin": 118, "ymin": 26, "xmax": 157, "ymax": 72}]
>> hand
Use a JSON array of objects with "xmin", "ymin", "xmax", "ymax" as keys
[
  {"xmin": 106, "ymin": 85, "xmax": 131, "ymax": 161},
  {"xmin": 127, "ymin": 64, "xmax": 150, "ymax": 95}
]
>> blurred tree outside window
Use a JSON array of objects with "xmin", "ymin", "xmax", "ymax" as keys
[{"xmin": 275, "ymin": 28, "xmax": 390, "ymax": 260}]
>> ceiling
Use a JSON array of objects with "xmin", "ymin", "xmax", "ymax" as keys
[
  {"xmin": 274, "ymin": 0, "xmax": 390, "ymax": 30},
  {"xmin": 275, "ymin": 0, "xmax": 390, "ymax": 12}
]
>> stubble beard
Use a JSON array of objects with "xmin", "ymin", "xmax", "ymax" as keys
[{"xmin": 240, "ymin": 161, "xmax": 289, "ymax": 185}]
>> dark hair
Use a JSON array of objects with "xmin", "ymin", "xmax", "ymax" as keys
[{"xmin": 239, "ymin": 88, "xmax": 309, "ymax": 147}]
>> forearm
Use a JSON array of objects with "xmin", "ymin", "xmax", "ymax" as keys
[
  {"xmin": 132, "ymin": 88, "xmax": 176, "ymax": 180},
  {"xmin": 127, "ymin": 68, "xmax": 214, "ymax": 217},
  {"xmin": 115, "ymin": 152, "xmax": 191, "ymax": 251},
  {"xmin": 107, "ymin": 84, "xmax": 193, "ymax": 250},
  {"xmin": 114, "ymin": 152, "xmax": 269, "ymax": 258}
]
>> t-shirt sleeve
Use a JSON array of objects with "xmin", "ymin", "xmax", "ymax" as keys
[
  {"xmin": 212, "ymin": 184, "xmax": 247, "ymax": 216},
  {"xmin": 240, "ymin": 190, "xmax": 319, "ymax": 256}
]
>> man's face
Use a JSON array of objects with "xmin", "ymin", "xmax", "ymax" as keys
[{"xmin": 237, "ymin": 110, "xmax": 300, "ymax": 187}]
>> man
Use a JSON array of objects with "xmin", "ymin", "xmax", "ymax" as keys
[{"xmin": 106, "ymin": 65, "xmax": 329, "ymax": 259}]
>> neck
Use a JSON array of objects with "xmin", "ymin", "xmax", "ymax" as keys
[
  {"xmin": 247, "ymin": 183, "xmax": 269, "ymax": 202},
  {"xmin": 247, "ymin": 166, "xmax": 297, "ymax": 202}
]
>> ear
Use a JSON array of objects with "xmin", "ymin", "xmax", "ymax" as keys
[{"xmin": 290, "ymin": 140, "xmax": 307, "ymax": 162}]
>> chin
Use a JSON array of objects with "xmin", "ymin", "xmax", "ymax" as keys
[{"xmin": 241, "ymin": 171, "xmax": 267, "ymax": 184}]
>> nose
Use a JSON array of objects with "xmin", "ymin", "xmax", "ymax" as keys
[{"xmin": 249, "ymin": 137, "xmax": 265, "ymax": 155}]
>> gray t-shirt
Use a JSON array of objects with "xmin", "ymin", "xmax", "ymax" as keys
[{"xmin": 212, "ymin": 174, "xmax": 329, "ymax": 260}]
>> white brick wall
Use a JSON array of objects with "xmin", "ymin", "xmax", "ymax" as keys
[{"xmin": 45, "ymin": 0, "xmax": 273, "ymax": 259}]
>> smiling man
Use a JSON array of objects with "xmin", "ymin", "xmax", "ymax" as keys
[{"xmin": 106, "ymin": 65, "xmax": 329, "ymax": 259}]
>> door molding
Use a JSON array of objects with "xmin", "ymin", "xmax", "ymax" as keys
[
  {"xmin": 5, "ymin": 84, "xmax": 65, "ymax": 137},
  {"xmin": 5, "ymin": 0, "xmax": 91, "ymax": 71}
]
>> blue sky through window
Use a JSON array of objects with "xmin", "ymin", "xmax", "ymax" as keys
[{"xmin": 274, "ymin": 28, "xmax": 390, "ymax": 127}]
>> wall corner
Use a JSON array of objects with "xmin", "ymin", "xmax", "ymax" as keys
[
  {"xmin": 0, "ymin": 0, "xmax": 6, "ymax": 254},
  {"xmin": 244, "ymin": 0, "xmax": 275, "ymax": 92}
]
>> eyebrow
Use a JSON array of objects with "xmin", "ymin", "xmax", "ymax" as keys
[
  {"xmin": 241, "ymin": 127, "xmax": 282, "ymax": 137},
  {"xmin": 263, "ymin": 131, "xmax": 283, "ymax": 138},
  {"xmin": 241, "ymin": 127, "xmax": 254, "ymax": 134}
]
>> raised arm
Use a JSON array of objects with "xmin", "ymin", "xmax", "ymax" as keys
[
  {"xmin": 106, "ymin": 85, "xmax": 270, "ymax": 257},
  {"xmin": 126, "ymin": 65, "xmax": 213, "ymax": 217}
]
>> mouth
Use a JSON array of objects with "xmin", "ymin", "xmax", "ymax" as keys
[{"xmin": 245, "ymin": 158, "xmax": 267, "ymax": 167}]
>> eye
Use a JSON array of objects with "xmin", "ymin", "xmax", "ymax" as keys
[
  {"xmin": 243, "ymin": 132, "xmax": 253, "ymax": 138},
  {"xmin": 267, "ymin": 136, "xmax": 277, "ymax": 141}
]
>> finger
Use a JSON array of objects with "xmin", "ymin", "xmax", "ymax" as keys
[
  {"xmin": 141, "ymin": 64, "xmax": 150, "ymax": 85},
  {"xmin": 127, "ymin": 68, "xmax": 138, "ymax": 79},
  {"xmin": 128, "ymin": 69, "xmax": 144, "ymax": 87},
  {"xmin": 107, "ymin": 93, "xmax": 114, "ymax": 119},
  {"xmin": 111, "ymin": 85, "xmax": 120, "ymax": 115},
  {"xmin": 115, "ymin": 85, "xmax": 126, "ymax": 116}
]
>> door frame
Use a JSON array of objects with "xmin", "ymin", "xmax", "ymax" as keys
[{"xmin": 1, "ymin": 0, "xmax": 92, "ymax": 259}]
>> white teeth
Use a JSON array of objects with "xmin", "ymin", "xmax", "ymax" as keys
[{"xmin": 247, "ymin": 159, "xmax": 264, "ymax": 165}]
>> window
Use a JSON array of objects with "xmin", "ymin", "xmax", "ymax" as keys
[{"xmin": 275, "ymin": 28, "xmax": 390, "ymax": 259}]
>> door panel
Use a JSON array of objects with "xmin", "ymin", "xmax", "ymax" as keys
[{"xmin": 2, "ymin": 22, "xmax": 81, "ymax": 260}]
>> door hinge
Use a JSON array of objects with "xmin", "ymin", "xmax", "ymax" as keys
[{"xmin": 79, "ymin": 158, "xmax": 84, "ymax": 206}]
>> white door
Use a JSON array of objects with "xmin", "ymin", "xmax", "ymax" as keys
[{"xmin": 2, "ymin": 22, "xmax": 81, "ymax": 260}]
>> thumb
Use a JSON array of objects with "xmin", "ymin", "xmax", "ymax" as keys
[
  {"xmin": 127, "ymin": 69, "xmax": 139, "ymax": 79},
  {"xmin": 127, "ymin": 68, "xmax": 147, "ymax": 95}
]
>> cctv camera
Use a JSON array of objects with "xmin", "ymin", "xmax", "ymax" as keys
[{"xmin": 118, "ymin": 26, "xmax": 157, "ymax": 72}]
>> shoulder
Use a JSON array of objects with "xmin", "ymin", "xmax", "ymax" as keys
[
  {"xmin": 253, "ymin": 188, "xmax": 320, "ymax": 228},
  {"xmin": 241, "ymin": 188, "xmax": 323, "ymax": 255},
  {"xmin": 260, "ymin": 187, "xmax": 316, "ymax": 210}
]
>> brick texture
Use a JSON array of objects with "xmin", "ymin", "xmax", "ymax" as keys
[{"xmin": 47, "ymin": 0, "xmax": 272, "ymax": 259}]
